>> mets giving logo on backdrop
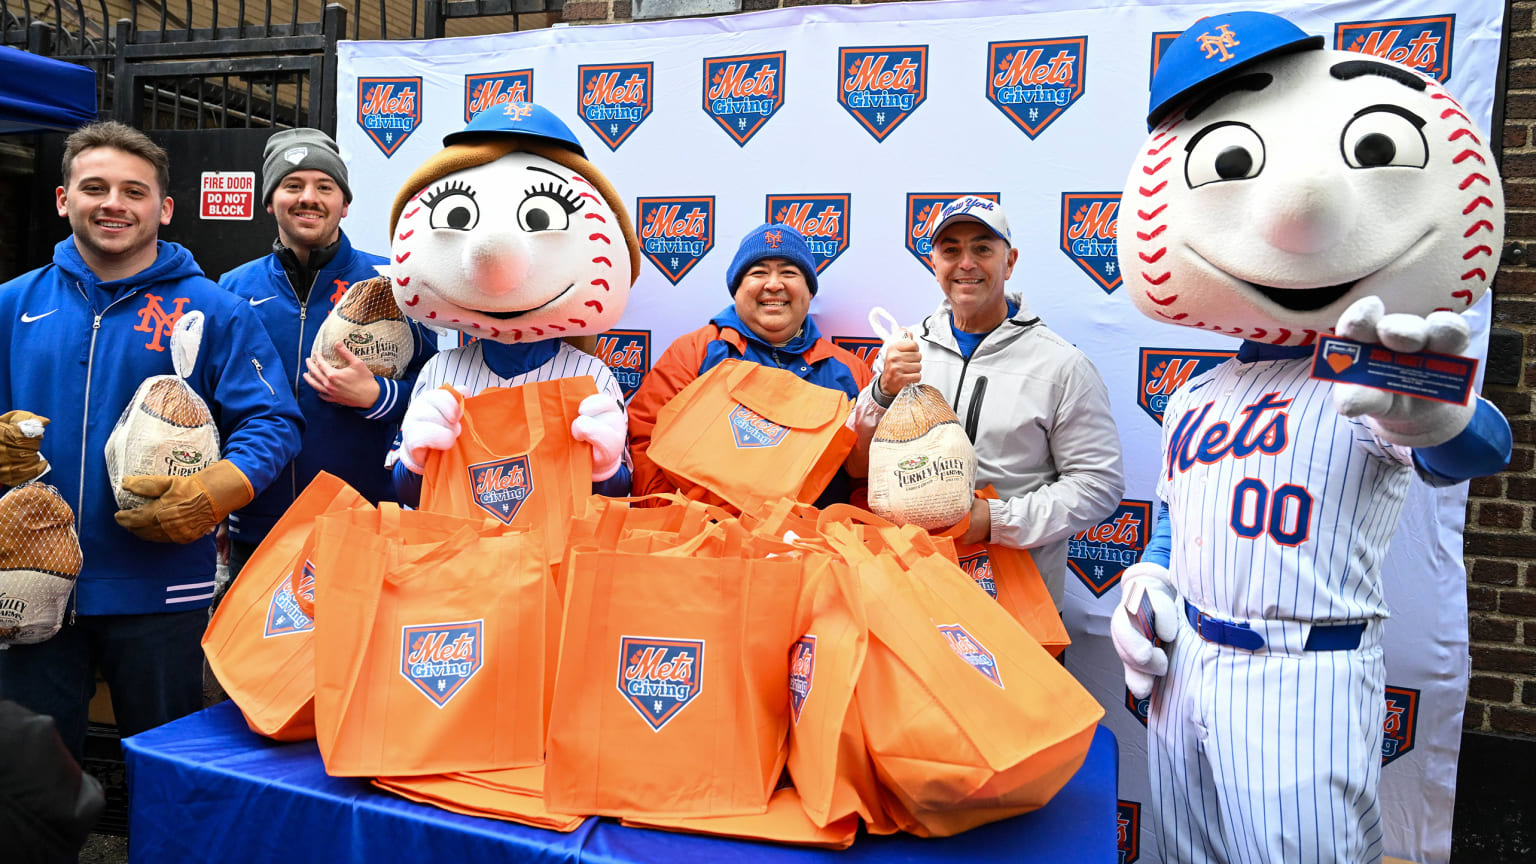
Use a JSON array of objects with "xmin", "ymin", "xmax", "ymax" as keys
[
  {"xmin": 1148, "ymin": 31, "xmax": 1182, "ymax": 89},
  {"xmin": 1118, "ymin": 800, "xmax": 1142, "ymax": 863},
  {"xmin": 1069, "ymin": 500, "xmax": 1151, "ymax": 597},
  {"xmin": 1061, "ymin": 192, "xmax": 1121, "ymax": 293},
  {"xmin": 636, "ymin": 196, "xmax": 714, "ymax": 284},
  {"xmin": 936, "ymin": 624, "xmax": 1003, "ymax": 688},
  {"xmin": 1137, "ymin": 348, "xmax": 1237, "ymax": 424},
  {"xmin": 464, "ymin": 70, "xmax": 533, "ymax": 122},
  {"xmin": 905, "ymin": 192, "xmax": 1000, "ymax": 273},
  {"xmin": 703, "ymin": 52, "xmax": 785, "ymax": 146},
  {"xmin": 264, "ymin": 560, "xmax": 315, "ymax": 637},
  {"xmin": 1336, "ymin": 16, "xmax": 1454, "ymax": 83},
  {"xmin": 789, "ymin": 635, "xmax": 815, "ymax": 724},
  {"xmin": 838, "ymin": 45, "xmax": 927, "ymax": 141},
  {"xmin": 467, "ymin": 454, "xmax": 534, "ymax": 524},
  {"xmin": 619, "ymin": 635, "xmax": 704, "ymax": 731},
  {"xmin": 1125, "ymin": 687, "xmax": 1150, "ymax": 727},
  {"xmin": 986, "ymin": 37, "xmax": 1087, "ymax": 138},
  {"xmin": 765, "ymin": 194, "xmax": 851, "ymax": 274},
  {"xmin": 400, "ymin": 620, "xmax": 484, "ymax": 708},
  {"xmin": 579, "ymin": 62, "xmax": 653, "ymax": 150},
  {"xmin": 357, "ymin": 77, "xmax": 421, "ymax": 157},
  {"xmin": 594, "ymin": 330, "xmax": 650, "ymax": 401},
  {"xmin": 1382, "ymin": 685, "xmax": 1420, "ymax": 765},
  {"xmin": 729, "ymin": 404, "xmax": 789, "ymax": 448},
  {"xmin": 830, "ymin": 336, "xmax": 882, "ymax": 373}
]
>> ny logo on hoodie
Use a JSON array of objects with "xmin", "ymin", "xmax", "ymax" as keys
[{"xmin": 133, "ymin": 294, "xmax": 190, "ymax": 352}]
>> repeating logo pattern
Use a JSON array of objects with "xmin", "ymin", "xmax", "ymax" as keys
[
  {"xmin": 1137, "ymin": 348, "xmax": 1237, "ymax": 424},
  {"xmin": 618, "ymin": 635, "xmax": 704, "ymax": 731},
  {"xmin": 1336, "ymin": 16, "xmax": 1454, "ymax": 83},
  {"xmin": 1382, "ymin": 684, "xmax": 1420, "ymax": 765},
  {"xmin": 831, "ymin": 336, "xmax": 882, "ymax": 373},
  {"xmin": 465, "ymin": 70, "xmax": 533, "ymax": 122},
  {"xmin": 263, "ymin": 560, "xmax": 315, "ymax": 637},
  {"xmin": 579, "ymin": 62, "xmax": 653, "ymax": 150},
  {"xmin": 1118, "ymin": 800, "xmax": 1142, "ymax": 863},
  {"xmin": 729, "ymin": 404, "xmax": 789, "ymax": 448},
  {"xmin": 703, "ymin": 52, "xmax": 786, "ymax": 145},
  {"xmin": 789, "ymin": 635, "xmax": 815, "ymax": 724},
  {"xmin": 905, "ymin": 192, "xmax": 1000, "ymax": 273},
  {"xmin": 357, "ymin": 77, "xmax": 422, "ymax": 157},
  {"xmin": 1069, "ymin": 500, "xmax": 1152, "ymax": 597},
  {"xmin": 1125, "ymin": 687, "xmax": 1150, "ymax": 727},
  {"xmin": 957, "ymin": 549, "xmax": 998, "ymax": 599},
  {"xmin": 637, "ymin": 196, "xmax": 715, "ymax": 284},
  {"xmin": 133, "ymin": 294, "xmax": 190, "ymax": 352},
  {"xmin": 937, "ymin": 623, "xmax": 1003, "ymax": 688},
  {"xmin": 765, "ymin": 194, "xmax": 851, "ymax": 274},
  {"xmin": 594, "ymin": 330, "xmax": 651, "ymax": 401},
  {"xmin": 987, "ymin": 37, "xmax": 1088, "ymax": 138},
  {"xmin": 838, "ymin": 46, "xmax": 928, "ymax": 141},
  {"xmin": 400, "ymin": 620, "xmax": 484, "ymax": 708},
  {"xmin": 467, "ymin": 454, "xmax": 534, "ymax": 524},
  {"xmin": 1149, "ymin": 31, "xmax": 1182, "ymax": 88},
  {"xmin": 1061, "ymin": 192, "xmax": 1122, "ymax": 293}
]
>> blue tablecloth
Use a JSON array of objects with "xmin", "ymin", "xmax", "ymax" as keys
[{"xmin": 123, "ymin": 701, "xmax": 1117, "ymax": 862}]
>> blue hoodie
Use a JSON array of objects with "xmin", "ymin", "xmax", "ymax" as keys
[
  {"xmin": 0, "ymin": 238, "xmax": 304, "ymax": 615},
  {"xmin": 218, "ymin": 231, "xmax": 437, "ymax": 542}
]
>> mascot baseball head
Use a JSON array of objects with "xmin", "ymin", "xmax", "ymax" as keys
[
  {"xmin": 1119, "ymin": 11, "xmax": 1503, "ymax": 346},
  {"xmin": 387, "ymin": 101, "xmax": 641, "ymax": 341}
]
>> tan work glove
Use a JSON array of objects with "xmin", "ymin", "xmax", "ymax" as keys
[
  {"xmin": 0, "ymin": 410, "xmax": 50, "ymax": 486},
  {"xmin": 114, "ymin": 460, "xmax": 254, "ymax": 544}
]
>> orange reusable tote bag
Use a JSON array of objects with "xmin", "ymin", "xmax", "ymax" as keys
[
  {"xmin": 311, "ymin": 513, "xmax": 552, "ymax": 777},
  {"xmin": 420, "ymin": 378, "xmax": 594, "ymax": 566},
  {"xmin": 621, "ymin": 787, "xmax": 859, "ymax": 849},
  {"xmin": 202, "ymin": 472, "xmax": 370, "ymax": 741},
  {"xmin": 647, "ymin": 359, "xmax": 855, "ymax": 511},
  {"xmin": 941, "ymin": 487, "xmax": 1070, "ymax": 657},
  {"xmin": 545, "ymin": 545, "xmax": 801, "ymax": 819}
]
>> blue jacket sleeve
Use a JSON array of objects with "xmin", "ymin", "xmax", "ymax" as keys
[
  {"xmin": 202, "ymin": 301, "xmax": 305, "ymax": 495},
  {"xmin": 593, "ymin": 463, "xmax": 632, "ymax": 497},
  {"xmin": 1412, "ymin": 397, "xmax": 1512, "ymax": 487},
  {"xmin": 392, "ymin": 459, "xmax": 422, "ymax": 507},
  {"xmin": 356, "ymin": 320, "xmax": 437, "ymax": 424},
  {"xmin": 1143, "ymin": 501, "xmax": 1172, "ymax": 568}
]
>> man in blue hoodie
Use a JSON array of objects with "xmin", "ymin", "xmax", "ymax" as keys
[
  {"xmin": 0, "ymin": 121, "xmax": 303, "ymax": 761},
  {"xmin": 218, "ymin": 128, "xmax": 436, "ymax": 570}
]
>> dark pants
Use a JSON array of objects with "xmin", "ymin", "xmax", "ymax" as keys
[{"xmin": 0, "ymin": 609, "xmax": 207, "ymax": 763}]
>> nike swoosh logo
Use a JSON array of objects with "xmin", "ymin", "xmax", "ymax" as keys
[
  {"xmin": 249, "ymin": 296, "xmax": 277, "ymax": 306},
  {"xmin": 20, "ymin": 310, "xmax": 57, "ymax": 323}
]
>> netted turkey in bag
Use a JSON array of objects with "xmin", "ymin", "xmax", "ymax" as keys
[
  {"xmin": 105, "ymin": 311, "xmax": 220, "ymax": 510},
  {"xmin": 310, "ymin": 276, "xmax": 414, "ymax": 379},
  {"xmin": 0, "ymin": 483, "xmax": 83, "ymax": 646},
  {"xmin": 864, "ymin": 308, "xmax": 977, "ymax": 531}
]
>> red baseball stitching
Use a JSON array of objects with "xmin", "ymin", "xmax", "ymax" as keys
[
  {"xmin": 1139, "ymin": 248, "xmax": 1166, "ymax": 263},
  {"xmin": 1453, "ymin": 150, "xmax": 1487, "ymax": 165},
  {"xmin": 403, "ymin": 206, "xmax": 420, "ymax": 219},
  {"xmin": 1145, "ymin": 291, "xmax": 1178, "ymax": 306},
  {"xmin": 511, "ymin": 328, "xmax": 521, "ymax": 340},
  {"xmin": 589, "ymin": 233, "xmax": 611, "ymax": 244},
  {"xmin": 1461, "ymin": 268, "xmax": 1488, "ymax": 281},
  {"xmin": 570, "ymin": 176, "xmax": 596, "ymax": 190},
  {"xmin": 1139, "ymin": 182, "xmax": 1167, "ymax": 197},
  {"xmin": 1464, "ymin": 246, "xmax": 1494, "ymax": 260},
  {"xmin": 1136, "ymin": 225, "xmax": 1166, "ymax": 241},
  {"xmin": 549, "ymin": 324, "xmax": 565, "ymax": 332},
  {"xmin": 591, "ymin": 278, "xmax": 610, "ymax": 292},
  {"xmin": 402, "ymin": 294, "xmax": 419, "ymax": 305},
  {"xmin": 489, "ymin": 327, "xmax": 499, "ymax": 338},
  {"xmin": 585, "ymin": 213, "xmax": 607, "ymax": 222},
  {"xmin": 1147, "ymin": 138, "xmax": 1177, "ymax": 157},
  {"xmin": 397, "ymin": 277, "xmax": 412, "ymax": 288},
  {"xmin": 568, "ymin": 318, "xmax": 587, "ymax": 328},
  {"xmin": 398, "ymin": 230, "xmax": 414, "ymax": 241},
  {"xmin": 1448, "ymin": 128, "xmax": 1481, "ymax": 144},
  {"xmin": 1142, "ymin": 271, "xmax": 1171, "ymax": 285},
  {"xmin": 586, "ymin": 300, "xmax": 604, "ymax": 313},
  {"xmin": 394, "ymin": 251, "xmax": 411, "ymax": 263},
  {"xmin": 1452, "ymin": 289, "xmax": 1474, "ymax": 304},
  {"xmin": 1138, "ymin": 205, "xmax": 1167, "ymax": 220},
  {"xmin": 1143, "ymin": 157, "xmax": 1171, "ymax": 175},
  {"xmin": 531, "ymin": 327, "xmax": 543, "ymax": 336},
  {"xmin": 592, "ymin": 256, "xmax": 613, "ymax": 267},
  {"xmin": 1462, "ymin": 197, "xmax": 1494, "ymax": 215},
  {"xmin": 1459, "ymin": 173, "xmax": 1491, "ymax": 190}
]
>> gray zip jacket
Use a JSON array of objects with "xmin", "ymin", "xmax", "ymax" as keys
[{"xmin": 850, "ymin": 293, "xmax": 1125, "ymax": 606}]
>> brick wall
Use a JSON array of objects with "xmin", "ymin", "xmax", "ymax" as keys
[{"xmin": 560, "ymin": 0, "xmax": 1536, "ymax": 740}]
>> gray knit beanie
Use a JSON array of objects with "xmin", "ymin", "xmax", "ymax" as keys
[{"xmin": 262, "ymin": 128, "xmax": 352, "ymax": 205}]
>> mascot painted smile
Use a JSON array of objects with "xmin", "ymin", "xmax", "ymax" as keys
[
  {"xmin": 386, "ymin": 102, "xmax": 641, "ymax": 497},
  {"xmin": 1111, "ymin": 12, "xmax": 1511, "ymax": 863}
]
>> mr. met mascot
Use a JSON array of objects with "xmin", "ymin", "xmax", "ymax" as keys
[
  {"xmin": 385, "ymin": 102, "xmax": 641, "ymax": 497},
  {"xmin": 1111, "ymin": 12, "xmax": 1512, "ymax": 863}
]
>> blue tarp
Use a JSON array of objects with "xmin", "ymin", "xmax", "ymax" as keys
[{"xmin": 0, "ymin": 45, "xmax": 96, "ymax": 134}]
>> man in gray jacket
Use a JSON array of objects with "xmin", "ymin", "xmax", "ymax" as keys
[{"xmin": 849, "ymin": 195, "xmax": 1125, "ymax": 608}]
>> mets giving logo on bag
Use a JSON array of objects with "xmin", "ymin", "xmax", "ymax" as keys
[
  {"xmin": 618, "ymin": 636, "xmax": 704, "ymax": 731},
  {"xmin": 636, "ymin": 196, "xmax": 714, "ymax": 284},
  {"xmin": 728, "ymin": 404, "xmax": 789, "ymax": 449},
  {"xmin": 789, "ymin": 635, "xmax": 815, "ymax": 724},
  {"xmin": 905, "ymin": 193, "xmax": 1000, "ymax": 274},
  {"xmin": 465, "ymin": 70, "xmax": 533, "ymax": 122},
  {"xmin": 263, "ymin": 560, "xmax": 315, "ymax": 637},
  {"xmin": 467, "ymin": 454, "xmax": 535, "ymax": 524},
  {"xmin": 766, "ymin": 194, "xmax": 850, "ymax": 274},
  {"xmin": 936, "ymin": 624, "xmax": 1003, "ymax": 688},
  {"xmin": 703, "ymin": 52, "xmax": 785, "ymax": 146},
  {"xmin": 579, "ymin": 62, "xmax": 653, "ymax": 151},
  {"xmin": 1336, "ymin": 15, "xmax": 1454, "ymax": 83},
  {"xmin": 956, "ymin": 550, "xmax": 998, "ymax": 599},
  {"xmin": 357, "ymin": 77, "xmax": 421, "ymax": 158},
  {"xmin": 986, "ymin": 37, "xmax": 1087, "ymax": 139},
  {"xmin": 400, "ymin": 621, "xmax": 485, "ymax": 708},
  {"xmin": 1069, "ymin": 500, "xmax": 1151, "ymax": 597},
  {"xmin": 837, "ymin": 45, "xmax": 927, "ymax": 142}
]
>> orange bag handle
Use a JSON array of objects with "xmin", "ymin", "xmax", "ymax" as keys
[
  {"xmin": 815, "ymin": 504, "xmax": 895, "ymax": 532},
  {"xmin": 292, "ymin": 504, "xmax": 382, "ymax": 617}
]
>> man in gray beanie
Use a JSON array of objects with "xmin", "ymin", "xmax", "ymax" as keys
[{"xmin": 216, "ymin": 128, "xmax": 435, "ymax": 574}]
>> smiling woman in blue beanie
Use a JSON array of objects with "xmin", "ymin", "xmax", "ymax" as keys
[{"xmin": 627, "ymin": 223, "xmax": 872, "ymax": 503}]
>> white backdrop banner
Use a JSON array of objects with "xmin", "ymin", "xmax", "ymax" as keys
[{"xmin": 336, "ymin": 1, "xmax": 1503, "ymax": 860}]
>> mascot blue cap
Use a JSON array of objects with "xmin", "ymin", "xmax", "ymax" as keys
[
  {"xmin": 443, "ymin": 100, "xmax": 586, "ymax": 157},
  {"xmin": 1147, "ymin": 11, "xmax": 1323, "ymax": 130}
]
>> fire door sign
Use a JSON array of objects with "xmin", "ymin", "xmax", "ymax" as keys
[{"xmin": 200, "ymin": 171, "xmax": 256, "ymax": 220}]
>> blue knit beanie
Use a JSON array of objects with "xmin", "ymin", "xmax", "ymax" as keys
[{"xmin": 726, "ymin": 223, "xmax": 819, "ymax": 296}]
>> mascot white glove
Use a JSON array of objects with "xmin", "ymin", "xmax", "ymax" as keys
[
  {"xmin": 398, "ymin": 388, "xmax": 462, "ymax": 474},
  {"xmin": 1111, "ymin": 562, "xmax": 1181, "ymax": 701},
  {"xmin": 1332, "ymin": 296, "xmax": 1477, "ymax": 448},
  {"xmin": 570, "ymin": 393, "xmax": 627, "ymax": 482}
]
